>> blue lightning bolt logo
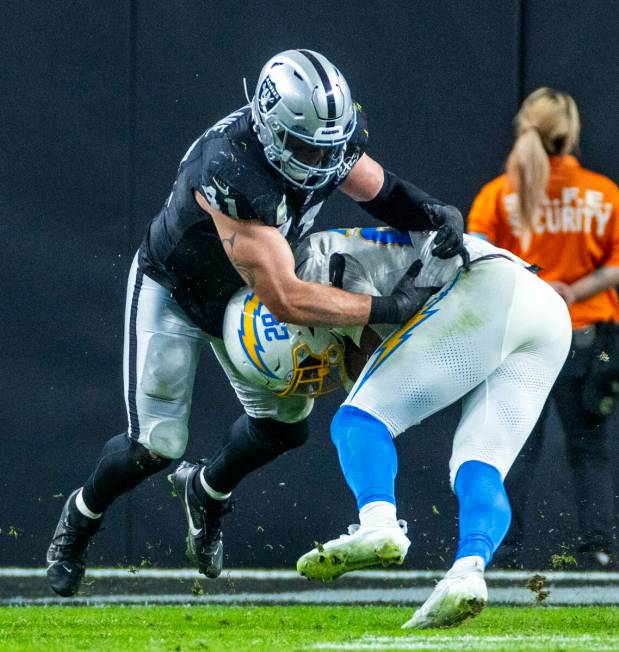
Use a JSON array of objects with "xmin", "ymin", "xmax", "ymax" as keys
[
  {"xmin": 351, "ymin": 272, "xmax": 461, "ymax": 399},
  {"xmin": 238, "ymin": 292, "xmax": 277, "ymax": 379}
]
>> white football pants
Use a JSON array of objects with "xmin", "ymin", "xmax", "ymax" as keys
[{"xmin": 344, "ymin": 259, "xmax": 572, "ymax": 484}]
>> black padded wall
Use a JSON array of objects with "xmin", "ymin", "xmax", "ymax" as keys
[{"xmin": 1, "ymin": 1, "xmax": 617, "ymax": 568}]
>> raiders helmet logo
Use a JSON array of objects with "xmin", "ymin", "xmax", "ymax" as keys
[{"xmin": 258, "ymin": 76, "xmax": 281, "ymax": 113}]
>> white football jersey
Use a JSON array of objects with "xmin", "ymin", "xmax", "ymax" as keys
[
  {"xmin": 294, "ymin": 226, "xmax": 529, "ymax": 342},
  {"xmin": 296, "ymin": 226, "xmax": 570, "ymax": 486}
]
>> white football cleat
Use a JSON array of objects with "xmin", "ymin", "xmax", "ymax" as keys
[
  {"xmin": 296, "ymin": 521, "xmax": 410, "ymax": 582},
  {"xmin": 402, "ymin": 556, "xmax": 488, "ymax": 629}
]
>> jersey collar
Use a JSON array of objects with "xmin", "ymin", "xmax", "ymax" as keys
[{"xmin": 549, "ymin": 155, "xmax": 580, "ymax": 170}]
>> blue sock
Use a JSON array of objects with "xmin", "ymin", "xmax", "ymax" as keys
[
  {"xmin": 454, "ymin": 461, "xmax": 512, "ymax": 567},
  {"xmin": 330, "ymin": 405, "xmax": 397, "ymax": 510}
]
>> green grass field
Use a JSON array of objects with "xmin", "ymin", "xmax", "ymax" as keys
[{"xmin": 1, "ymin": 606, "xmax": 618, "ymax": 652}]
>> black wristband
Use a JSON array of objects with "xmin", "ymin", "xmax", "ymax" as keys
[
  {"xmin": 370, "ymin": 286, "xmax": 439, "ymax": 325},
  {"xmin": 369, "ymin": 295, "xmax": 399, "ymax": 324},
  {"xmin": 358, "ymin": 169, "xmax": 444, "ymax": 231}
]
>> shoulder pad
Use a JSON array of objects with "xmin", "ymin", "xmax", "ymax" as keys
[
  {"xmin": 333, "ymin": 102, "xmax": 369, "ymax": 185},
  {"xmin": 199, "ymin": 170, "xmax": 258, "ymax": 220},
  {"xmin": 350, "ymin": 102, "xmax": 369, "ymax": 151},
  {"xmin": 196, "ymin": 111, "xmax": 286, "ymax": 224},
  {"xmin": 200, "ymin": 161, "xmax": 286, "ymax": 226}
]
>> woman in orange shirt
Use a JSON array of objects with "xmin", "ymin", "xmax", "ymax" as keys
[{"xmin": 468, "ymin": 87, "xmax": 619, "ymax": 569}]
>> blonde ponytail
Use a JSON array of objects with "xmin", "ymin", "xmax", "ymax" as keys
[
  {"xmin": 506, "ymin": 87, "xmax": 581, "ymax": 248},
  {"xmin": 506, "ymin": 127, "xmax": 549, "ymax": 234}
]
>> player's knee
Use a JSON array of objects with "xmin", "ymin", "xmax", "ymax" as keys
[
  {"xmin": 279, "ymin": 418, "xmax": 310, "ymax": 450},
  {"xmin": 129, "ymin": 439, "xmax": 173, "ymax": 472},
  {"xmin": 330, "ymin": 406, "xmax": 352, "ymax": 445},
  {"xmin": 141, "ymin": 420, "xmax": 189, "ymax": 459},
  {"xmin": 141, "ymin": 333, "xmax": 194, "ymax": 401},
  {"xmin": 331, "ymin": 405, "xmax": 384, "ymax": 447},
  {"xmin": 99, "ymin": 432, "xmax": 172, "ymax": 475},
  {"xmin": 248, "ymin": 416, "xmax": 310, "ymax": 453},
  {"xmin": 84, "ymin": 433, "xmax": 171, "ymax": 512},
  {"xmin": 449, "ymin": 454, "xmax": 508, "ymax": 489},
  {"xmin": 454, "ymin": 460, "xmax": 511, "ymax": 516}
]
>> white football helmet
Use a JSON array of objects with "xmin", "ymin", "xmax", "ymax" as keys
[
  {"xmin": 252, "ymin": 49, "xmax": 357, "ymax": 190},
  {"xmin": 223, "ymin": 287, "xmax": 348, "ymax": 397}
]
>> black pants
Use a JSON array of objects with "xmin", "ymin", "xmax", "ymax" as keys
[{"xmin": 504, "ymin": 325, "xmax": 615, "ymax": 553}]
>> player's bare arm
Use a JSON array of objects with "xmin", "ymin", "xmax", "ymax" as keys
[
  {"xmin": 340, "ymin": 153, "xmax": 467, "ymax": 262},
  {"xmin": 339, "ymin": 153, "xmax": 384, "ymax": 201},
  {"xmin": 196, "ymin": 191, "xmax": 370, "ymax": 326},
  {"xmin": 196, "ymin": 193, "xmax": 429, "ymax": 327}
]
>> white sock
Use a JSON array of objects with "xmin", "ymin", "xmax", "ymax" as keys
[
  {"xmin": 359, "ymin": 501, "xmax": 398, "ymax": 528},
  {"xmin": 199, "ymin": 468, "xmax": 232, "ymax": 501},
  {"xmin": 449, "ymin": 555, "xmax": 485, "ymax": 575},
  {"xmin": 75, "ymin": 488, "xmax": 103, "ymax": 520}
]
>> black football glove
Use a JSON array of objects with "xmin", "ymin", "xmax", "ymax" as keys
[
  {"xmin": 369, "ymin": 260, "xmax": 439, "ymax": 324},
  {"xmin": 423, "ymin": 203, "xmax": 470, "ymax": 267}
]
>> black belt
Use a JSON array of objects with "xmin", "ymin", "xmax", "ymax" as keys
[{"xmin": 466, "ymin": 253, "xmax": 540, "ymax": 275}]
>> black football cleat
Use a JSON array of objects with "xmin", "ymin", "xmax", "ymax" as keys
[
  {"xmin": 168, "ymin": 461, "xmax": 233, "ymax": 578},
  {"xmin": 46, "ymin": 489, "xmax": 102, "ymax": 597}
]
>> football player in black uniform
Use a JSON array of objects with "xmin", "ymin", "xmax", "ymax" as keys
[{"xmin": 46, "ymin": 49, "xmax": 466, "ymax": 596}]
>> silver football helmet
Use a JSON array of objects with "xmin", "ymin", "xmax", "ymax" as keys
[
  {"xmin": 252, "ymin": 49, "xmax": 357, "ymax": 190},
  {"xmin": 224, "ymin": 287, "xmax": 349, "ymax": 397}
]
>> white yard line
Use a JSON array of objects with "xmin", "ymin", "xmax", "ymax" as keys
[
  {"xmin": 312, "ymin": 634, "xmax": 619, "ymax": 650},
  {"xmin": 4, "ymin": 585, "xmax": 619, "ymax": 606},
  {"xmin": 4, "ymin": 567, "xmax": 619, "ymax": 606},
  {"xmin": 2, "ymin": 567, "xmax": 619, "ymax": 582}
]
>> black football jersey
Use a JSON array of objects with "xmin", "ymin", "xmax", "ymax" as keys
[{"xmin": 139, "ymin": 104, "xmax": 368, "ymax": 337}]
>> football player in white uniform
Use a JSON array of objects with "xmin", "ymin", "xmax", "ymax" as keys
[{"xmin": 224, "ymin": 225, "xmax": 571, "ymax": 629}]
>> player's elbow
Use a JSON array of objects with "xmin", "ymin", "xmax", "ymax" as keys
[
  {"xmin": 266, "ymin": 297, "xmax": 292, "ymax": 323},
  {"xmin": 257, "ymin": 287, "xmax": 291, "ymax": 323},
  {"xmin": 258, "ymin": 279, "xmax": 304, "ymax": 324},
  {"xmin": 267, "ymin": 295, "xmax": 304, "ymax": 324}
]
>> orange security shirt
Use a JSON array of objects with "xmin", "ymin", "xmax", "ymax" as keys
[{"xmin": 468, "ymin": 156, "xmax": 619, "ymax": 329}]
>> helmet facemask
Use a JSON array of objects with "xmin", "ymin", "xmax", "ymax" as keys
[
  {"xmin": 276, "ymin": 340, "xmax": 348, "ymax": 397},
  {"xmin": 224, "ymin": 288, "xmax": 350, "ymax": 398},
  {"xmin": 252, "ymin": 49, "xmax": 357, "ymax": 191},
  {"xmin": 261, "ymin": 119, "xmax": 351, "ymax": 190}
]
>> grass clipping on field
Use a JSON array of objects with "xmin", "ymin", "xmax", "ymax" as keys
[
  {"xmin": 525, "ymin": 549, "xmax": 578, "ymax": 604},
  {"xmin": 527, "ymin": 574, "xmax": 550, "ymax": 604}
]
